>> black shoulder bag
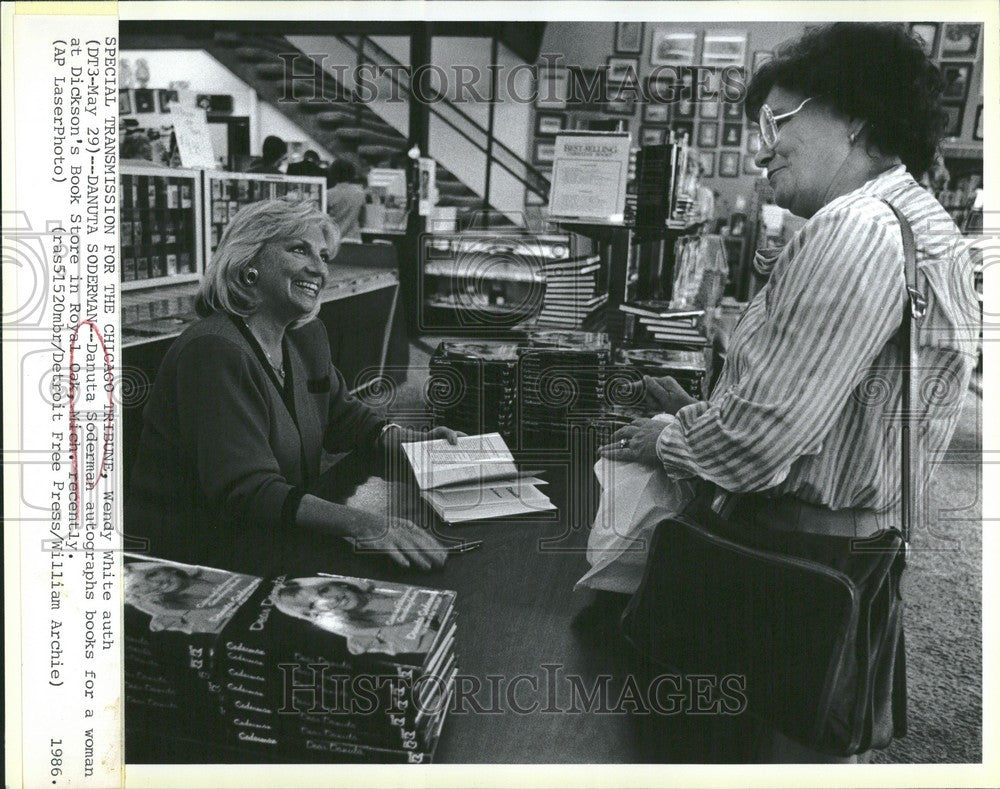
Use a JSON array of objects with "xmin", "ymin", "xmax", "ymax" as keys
[{"xmin": 620, "ymin": 200, "xmax": 921, "ymax": 757}]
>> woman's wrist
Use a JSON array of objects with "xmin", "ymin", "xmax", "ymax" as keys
[{"xmin": 296, "ymin": 494, "xmax": 368, "ymax": 540}]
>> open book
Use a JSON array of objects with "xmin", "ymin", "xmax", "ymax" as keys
[{"xmin": 401, "ymin": 433, "xmax": 556, "ymax": 524}]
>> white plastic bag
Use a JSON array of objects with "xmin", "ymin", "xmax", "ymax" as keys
[{"xmin": 577, "ymin": 420, "xmax": 696, "ymax": 594}]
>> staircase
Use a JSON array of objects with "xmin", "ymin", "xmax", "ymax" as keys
[{"xmin": 206, "ymin": 31, "xmax": 531, "ymax": 226}]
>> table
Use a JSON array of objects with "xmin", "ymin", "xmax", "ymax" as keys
[{"xmin": 126, "ymin": 443, "xmax": 647, "ymax": 764}]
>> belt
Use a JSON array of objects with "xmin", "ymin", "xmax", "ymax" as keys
[
  {"xmin": 745, "ymin": 493, "xmax": 884, "ymax": 538},
  {"xmin": 713, "ymin": 487, "xmax": 884, "ymax": 539}
]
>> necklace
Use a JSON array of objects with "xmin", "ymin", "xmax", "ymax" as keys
[
  {"xmin": 243, "ymin": 319, "xmax": 285, "ymax": 380},
  {"xmin": 262, "ymin": 347, "xmax": 286, "ymax": 380}
]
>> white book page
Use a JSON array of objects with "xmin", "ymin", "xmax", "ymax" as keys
[
  {"xmin": 427, "ymin": 484, "xmax": 556, "ymax": 524},
  {"xmin": 426, "ymin": 482, "xmax": 552, "ymax": 510},
  {"xmin": 402, "ymin": 432, "xmax": 517, "ymax": 490}
]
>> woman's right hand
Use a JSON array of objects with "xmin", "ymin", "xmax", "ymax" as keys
[
  {"xmin": 641, "ymin": 375, "xmax": 698, "ymax": 415},
  {"xmin": 346, "ymin": 511, "xmax": 447, "ymax": 571}
]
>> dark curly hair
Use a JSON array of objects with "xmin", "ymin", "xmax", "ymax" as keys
[{"xmin": 745, "ymin": 23, "xmax": 947, "ymax": 177}]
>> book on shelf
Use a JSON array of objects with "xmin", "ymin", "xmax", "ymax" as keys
[
  {"xmin": 544, "ymin": 262, "xmax": 602, "ymax": 277},
  {"xmin": 543, "ymin": 253, "xmax": 601, "ymax": 269},
  {"xmin": 619, "ymin": 301, "xmax": 704, "ymax": 323},
  {"xmin": 638, "ymin": 319, "xmax": 705, "ymax": 336},
  {"xmin": 401, "ymin": 432, "xmax": 555, "ymax": 524},
  {"xmin": 542, "ymin": 293, "xmax": 608, "ymax": 312},
  {"xmin": 648, "ymin": 332, "xmax": 711, "ymax": 346},
  {"xmin": 535, "ymin": 315, "xmax": 588, "ymax": 327}
]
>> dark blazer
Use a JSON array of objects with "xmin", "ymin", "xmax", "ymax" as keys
[{"xmin": 126, "ymin": 312, "xmax": 384, "ymax": 572}]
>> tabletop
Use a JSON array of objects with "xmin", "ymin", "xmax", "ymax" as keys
[{"xmin": 127, "ymin": 444, "xmax": 647, "ymax": 764}]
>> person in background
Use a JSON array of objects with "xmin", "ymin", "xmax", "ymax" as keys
[
  {"xmin": 127, "ymin": 199, "xmax": 461, "ymax": 575},
  {"xmin": 326, "ymin": 159, "xmax": 367, "ymax": 242},
  {"xmin": 287, "ymin": 149, "xmax": 325, "ymax": 178},
  {"xmin": 247, "ymin": 134, "xmax": 288, "ymax": 174},
  {"xmin": 693, "ymin": 161, "xmax": 716, "ymax": 230}
]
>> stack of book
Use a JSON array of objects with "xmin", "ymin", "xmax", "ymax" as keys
[
  {"xmin": 619, "ymin": 300, "xmax": 709, "ymax": 347},
  {"xmin": 616, "ymin": 346, "xmax": 708, "ymax": 400},
  {"xmin": 428, "ymin": 341, "xmax": 519, "ymax": 439},
  {"xmin": 124, "ymin": 554, "xmax": 457, "ymax": 764},
  {"xmin": 534, "ymin": 254, "xmax": 607, "ymax": 328},
  {"xmin": 124, "ymin": 555, "xmax": 266, "ymax": 748},
  {"xmin": 518, "ymin": 331, "xmax": 614, "ymax": 449}
]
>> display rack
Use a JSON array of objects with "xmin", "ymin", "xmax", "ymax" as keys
[
  {"xmin": 121, "ymin": 165, "xmax": 204, "ymax": 291},
  {"xmin": 419, "ymin": 233, "xmax": 578, "ymax": 332},
  {"xmin": 202, "ymin": 171, "xmax": 326, "ymax": 268}
]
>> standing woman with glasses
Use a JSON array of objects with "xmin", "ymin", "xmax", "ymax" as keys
[{"xmin": 597, "ymin": 23, "xmax": 979, "ymax": 762}]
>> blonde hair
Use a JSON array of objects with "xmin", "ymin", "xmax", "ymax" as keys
[{"xmin": 197, "ymin": 199, "xmax": 340, "ymax": 328}]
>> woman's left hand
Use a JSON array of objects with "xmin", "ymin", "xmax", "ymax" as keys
[{"xmin": 597, "ymin": 418, "xmax": 666, "ymax": 467}]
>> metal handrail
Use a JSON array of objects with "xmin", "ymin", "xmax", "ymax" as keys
[{"xmin": 335, "ymin": 34, "xmax": 550, "ymax": 199}]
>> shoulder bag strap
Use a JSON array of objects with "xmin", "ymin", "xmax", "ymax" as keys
[{"xmin": 881, "ymin": 199, "xmax": 924, "ymax": 551}]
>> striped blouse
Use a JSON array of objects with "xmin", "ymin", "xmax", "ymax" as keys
[{"xmin": 655, "ymin": 165, "xmax": 980, "ymax": 512}]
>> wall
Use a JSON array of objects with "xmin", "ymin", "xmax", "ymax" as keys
[
  {"xmin": 121, "ymin": 49, "xmax": 334, "ymax": 160},
  {"xmin": 539, "ymin": 22, "xmax": 808, "ymax": 216},
  {"xmin": 539, "ymin": 21, "xmax": 985, "ymax": 217}
]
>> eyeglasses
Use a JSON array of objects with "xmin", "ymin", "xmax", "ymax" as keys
[{"xmin": 758, "ymin": 97, "xmax": 813, "ymax": 148}]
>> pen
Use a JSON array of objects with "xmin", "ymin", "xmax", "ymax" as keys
[{"xmin": 447, "ymin": 540, "xmax": 484, "ymax": 554}]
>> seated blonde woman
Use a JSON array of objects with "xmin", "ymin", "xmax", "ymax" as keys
[{"xmin": 127, "ymin": 199, "xmax": 461, "ymax": 575}]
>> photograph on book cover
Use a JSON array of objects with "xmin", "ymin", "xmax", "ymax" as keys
[{"xmin": 2, "ymin": 1, "xmax": 997, "ymax": 787}]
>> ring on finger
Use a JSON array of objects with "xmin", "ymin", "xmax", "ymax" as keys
[{"xmin": 619, "ymin": 438, "xmax": 628, "ymax": 449}]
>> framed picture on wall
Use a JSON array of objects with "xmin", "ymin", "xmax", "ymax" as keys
[
  {"xmin": 586, "ymin": 119, "xmax": 621, "ymax": 132},
  {"xmin": 752, "ymin": 50, "xmax": 774, "ymax": 72},
  {"xmin": 615, "ymin": 22, "xmax": 645, "ymax": 54},
  {"xmin": 723, "ymin": 101, "xmax": 743, "ymax": 121},
  {"xmin": 941, "ymin": 104, "xmax": 963, "ymax": 137},
  {"xmin": 940, "ymin": 23, "xmax": 981, "ymax": 58},
  {"xmin": 157, "ymin": 89, "xmax": 178, "ymax": 114},
  {"xmin": 605, "ymin": 95, "xmax": 638, "ymax": 115},
  {"xmin": 133, "ymin": 88, "xmax": 155, "ymax": 113},
  {"xmin": 722, "ymin": 122, "xmax": 743, "ymax": 147},
  {"xmin": 607, "ymin": 56, "xmax": 640, "ymax": 86},
  {"xmin": 675, "ymin": 98, "xmax": 695, "ymax": 119},
  {"xmin": 699, "ymin": 151, "xmax": 716, "ymax": 177},
  {"xmin": 973, "ymin": 104, "xmax": 983, "ymax": 141},
  {"xmin": 119, "ymin": 89, "xmax": 132, "ymax": 114},
  {"xmin": 908, "ymin": 23, "xmax": 940, "ymax": 58},
  {"xmin": 746, "ymin": 128, "xmax": 761, "ymax": 154},
  {"xmin": 533, "ymin": 140, "xmax": 556, "ymax": 165},
  {"xmin": 536, "ymin": 112, "xmax": 567, "ymax": 136},
  {"xmin": 537, "ymin": 67, "xmax": 569, "ymax": 108},
  {"xmin": 640, "ymin": 126, "xmax": 667, "ymax": 146},
  {"xmin": 941, "ymin": 63, "xmax": 973, "ymax": 103},
  {"xmin": 643, "ymin": 102, "xmax": 671, "ymax": 124},
  {"xmin": 719, "ymin": 151, "xmax": 740, "ymax": 177},
  {"xmin": 702, "ymin": 31, "xmax": 748, "ymax": 67},
  {"xmin": 650, "ymin": 29, "xmax": 700, "ymax": 66},
  {"xmin": 644, "ymin": 74, "xmax": 676, "ymax": 103},
  {"xmin": 697, "ymin": 122, "xmax": 719, "ymax": 147},
  {"xmin": 699, "ymin": 99, "xmax": 720, "ymax": 120},
  {"xmin": 671, "ymin": 120, "xmax": 694, "ymax": 143}
]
